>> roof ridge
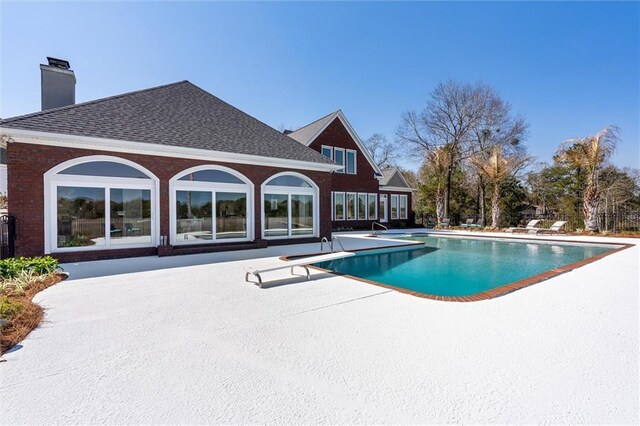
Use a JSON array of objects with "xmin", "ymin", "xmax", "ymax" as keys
[
  {"xmin": 289, "ymin": 110, "xmax": 339, "ymax": 135},
  {"xmin": 1, "ymin": 80, "xmax": 190, "ymax": 124}
]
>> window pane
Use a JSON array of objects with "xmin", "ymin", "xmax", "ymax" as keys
[
  {"xmin": 379, "ymin": 195, "xmax": 387, "ymax": 220},
  {"xmin": 291, "ymin": 194, "xmax": 314, "ymax": 236},
  {"xmin": 321, "ymin": 146, "xmax": 332, "ymax": 160},
  {"xmin": 334, "ymin": 150, "xmax": 345, "ymax": 173},
  {"xmin": 264, "ymin": 193, "xmax": 289, "ymax": 236},
  {"xmin": 57, "ymin": 186, "xmax": 105, "ymax": 248},
  {"xmin": 60, "ymin": 161, "xmax": 150, "ymax": 179},
  {"xmin": 334, "ymin": 193, "xmax": 345, "ymax": 221},
  {"xmin": 346, "ymin": 151, "xmax": 356, "ymax": 174},
  {"xmin": 216, "ymin": 192, "xmax": 247, "ymax": 239},
  {"xmin": 368, "ymin": 194, "xmax": 377, "ymax": 220},
  {"xmin": 400, "ymin": 195, "xmax": 408, "ymax": 219},
  {"xmin": 176, "ymin": 191, "xmax": 213, "ymax": 241},
  {"xmin": 266, "ymin": 175, "xmax": 311, "ymax": 187},
  {"xmin": 358, "ymin": 194, "xmax": 367, "ymax": 220},
  {"xmin": 110, "ymin": 189, "xmax": 152, "ymax": 245},
  {"xmin": 178, "ymin": 169, "xmax": 244, "ymax": 184},
  {"xmin": 391, "ymin": 195, "xmax": 398, "ymax": 220},
  {"xmin": 346, "ymin": 193, "xmax": 356, "ymax": 220}
]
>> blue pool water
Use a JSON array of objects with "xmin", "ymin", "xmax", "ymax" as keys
[{"xmin": 314, "ymin": 235, "xmax": 616, "ymax": 296}]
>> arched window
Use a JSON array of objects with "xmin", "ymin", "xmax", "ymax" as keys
[
  {"xmin": 44, "ymin": 156, "xmax": 159, "ymax": 253},
  {"xmin": 262, "ymin": 172, "xmax": 318, "ymax": 239},
  {"xmin": 170, "ymin": 165, "xmax": 253, "ymax": 244}
]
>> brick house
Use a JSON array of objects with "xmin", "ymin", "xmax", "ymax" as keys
[
  {"xmin": 287, "ymin": 111, "xmax": 414, "ymax": 230},
  {"xmin": 0, "ymin": 62, "xmax": 340, "ymax": 262}
]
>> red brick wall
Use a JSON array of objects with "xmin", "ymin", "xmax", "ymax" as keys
[
  {"xmin": 7, "ymin": 143, "xmax": 332, "ymax": 261},
  {"xmin": 379, "ymin": 190, "xmax": 414, "ymax": 228},
  {"xmin": 308, "ymin": 118, "xmax": 380, "ymax": 194},
  {"xmin": 303, "ymin": 118, "xmax": 415, "ymax": 229},
  {"xmin": 307, "ymin": 118, "xmax": 383, "ymax": 229}
]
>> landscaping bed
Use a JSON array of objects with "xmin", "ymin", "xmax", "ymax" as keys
[{"xmin": 1, "ymin": 257, "xmax": 67, "ymax": 355}]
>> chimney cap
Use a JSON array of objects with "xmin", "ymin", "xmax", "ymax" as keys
[{"xmin": 46, "ymin": 57, "xmax": 71, "ymax": 69}]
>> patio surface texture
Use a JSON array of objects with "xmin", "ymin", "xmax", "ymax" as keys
[{"xmin": 1, "ymin": 231, "xmax": 638, "ymax": 424}]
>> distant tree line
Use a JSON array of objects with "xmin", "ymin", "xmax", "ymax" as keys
[{"xmin": 363, "ymin": 80, "xmax": 640, "ymax": 233}]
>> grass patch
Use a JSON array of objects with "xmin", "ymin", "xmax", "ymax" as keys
[{"xmin": 0, "ymin": 256, "xmax": 67, "ymax": 355}]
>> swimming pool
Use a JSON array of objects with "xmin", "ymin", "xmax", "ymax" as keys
[{"xmin": 313, "ymin": 234, "xmax": 625, "ymax": 300}]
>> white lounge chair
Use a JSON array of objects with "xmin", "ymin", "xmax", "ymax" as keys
[
  {"xmin": 245, "ymin": 251, "xmax": 355, "ymax": 287},
  {"xmin": 528, "ymin": 221, "xmax": 567, "ymax": 235},
  {"xmin": 438, "ymin": 218, "xmax": 451, "ymax": 228},
  {"xmin": 506, "ymin": 219, "xmax": 540, "ymax": 234},
  {"xmin": 460, "ymin": 218, "xmax": 474, "ymax": 228}
]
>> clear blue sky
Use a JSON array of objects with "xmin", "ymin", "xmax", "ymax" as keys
[{"xmin": 2, "ymin": 1, "xmax": 638, "ymax": 170}]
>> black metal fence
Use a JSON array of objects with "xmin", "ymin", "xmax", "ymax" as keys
[
  {"xmin": 0, "ymin": 215, "xmax": 16, "ymax": 259},
  {"xmin": 414, "ymin": 209, "xmax": 640, "ymax": 233},
  {"xmin": 598, "ymin": 211, "xmax": 640, "ymax": 233}
]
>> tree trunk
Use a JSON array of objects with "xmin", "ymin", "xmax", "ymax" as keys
[
  {"xmin": 479, "ymin": 175, "xmax": 486, "ymax": 223},
  {"xmin": 436, "ymin": 183, "xmax": 445, "ymax": 225},
  {"xmin": 583, "ymin": 179, "xmax": 599, "ymax": 232},
  {"xmin": 444, "ymin": 165, "xmax": 452, "ymax": 219},
  {"xmin": 491, "ymin": 184, "xmax": 500, "ymax": 228},
  {"xmin": 475, "ymin": 179, "xmax": 480, "ymax": 218}
]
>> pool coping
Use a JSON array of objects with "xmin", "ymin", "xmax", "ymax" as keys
[{"xmin": 281, "ymin": 235, "xmax": 635, "ymax": 302}]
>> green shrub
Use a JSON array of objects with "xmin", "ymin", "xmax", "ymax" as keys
[
  {"xmin": 0, "ymin": 256, "xmax": 60, "ymax": 279},
  {"xmin": 0, "ymin": 296, "xmax": 23, "ymax": 321}
]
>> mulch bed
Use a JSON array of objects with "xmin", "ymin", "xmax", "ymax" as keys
[{"xmin": 1, "ymin": 272, "xmax": 68, "ymax": 355}]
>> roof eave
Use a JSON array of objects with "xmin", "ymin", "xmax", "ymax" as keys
[
  {"xmin": 293, "ymin": 111, "xmax": 383, "ymax": 176},
  {"xmin": 0, "ymin": 127, "xmax": 342, "ymax": 172}
]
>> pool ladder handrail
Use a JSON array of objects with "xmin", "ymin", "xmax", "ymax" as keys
[
  {"xmin": 371, "ymin": 222, "xmax": 388, "ymax": 236},
  {"xmin": 320, "ymin": 236, "xmax": 346, "ymax": 253}
]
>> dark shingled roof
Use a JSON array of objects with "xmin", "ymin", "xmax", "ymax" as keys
[{"xmin": 1, "ymin": 81, "xmax": 334, "ymax": 165}]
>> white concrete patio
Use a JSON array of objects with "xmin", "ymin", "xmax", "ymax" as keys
[{"xmin": 1, "ymin": 231, "xmax": 638, "ymax": 424}]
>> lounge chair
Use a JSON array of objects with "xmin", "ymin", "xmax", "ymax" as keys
[
  {"xmin": 438, "ymin": 218, "xmax": 450, "ymax": 228},
  {"xmin": 528, "ymin": 221, "xmax": 567, "ymax": 235},
  {"xmin": 469, "ymin": 218, "xmax": 484, "ymax": 229},
  {"xmin": 245, "ymin": 251, "xmax": 356, "ymax": 287},
  {"xmin": 505, "ymin": 220, "xmax": 540, "ymax": 234},
  {"xmin": 460, "ymin": 218, "xmax": 474, "ymax": 228}
]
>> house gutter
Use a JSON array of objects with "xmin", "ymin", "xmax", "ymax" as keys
[{"xmin": 0, "ymin": 128, "xmax": 343, "ymax": 172}]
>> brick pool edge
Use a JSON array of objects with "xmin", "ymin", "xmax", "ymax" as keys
[{"xmin": 282, "ymin": 237, "xmax": 635, "ymax": 302}]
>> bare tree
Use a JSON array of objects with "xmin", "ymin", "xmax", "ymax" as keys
[
  {"xmin": 364, "ymin": 133, "xmax": 401, "ymax": 169},
  {"xmin": 424, "ymin": 146, "xmax": 454, "ymax": 224},
  {"xmin": 396, "ymin": 80, "xmax": 485, "ymax": 218},
  {"xmin": 467, "ymin": 85, "xmax": 529, "ymax": 222},
  {"xmin": 471, "ymin": 146, "xmax": 529, "ymax": 228}
]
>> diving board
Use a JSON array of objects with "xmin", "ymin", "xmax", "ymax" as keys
[{"xmin": 245, "ymin": 251, "xmax": 355, "ymax": 287}]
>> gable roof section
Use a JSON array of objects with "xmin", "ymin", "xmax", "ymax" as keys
[
  {"xmin": 380, "ymin": 167, "xmax": 414, "ymax": 191},
  {"xmin": 286, "ymin": 111, "xmax": 336, "ymax": 146},
  {"xmin": 287, "ymin": 110, "xmax": 383, "ymax": 175},
  {"xmin": 1, "ymin": 81, "xmax": 336, "ymax": 168}
]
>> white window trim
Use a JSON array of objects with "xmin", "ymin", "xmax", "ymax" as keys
[
  {"xmin": 357, "ymin": 193, "xmax": 367, "ymax": 220},
  {"xmin": 333, "ymin": 192, "xmax": 346, "ymax": 221},
  {"xmin": 390, "ymin": 194, "xmax": 399, "ymax": 220},
  {"xmin": 44, "ymin": 155, "xmax": 160, "ymax": 254},
  {"xmin": 169, "ymin": 165, "xmax": 254, "ymax": 245},
  {"xmin": 400, "ymin": 194, "xmax": 408, "ymax": 220},
  {"xmin": 261, "ymin": 171, "xmax": 319, "ymax": 239},
  {"xmin": 368, "ymin": 193, "xmax": 378, "ymax": 221},
  {"xmin": 334, "ymin": 148, "xmax": 345, "ymax": 174},
  {"xmin": 331, "ymin": 191, "xmax": 334, "ymax": 221},
  {"xmin": 380, "ymin": 194, "xmax": 388, "ymax": 223},
  {"xmin": 321, "ymin": 145, "xmax": 334, "ymax": 161},
  {"xmin": 346, "ymin": 192, "xmax": 357, "ymax": 221},
  {"xmin": 346, "ymin": 149, "xmax": 357, "ymax": 175}
]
